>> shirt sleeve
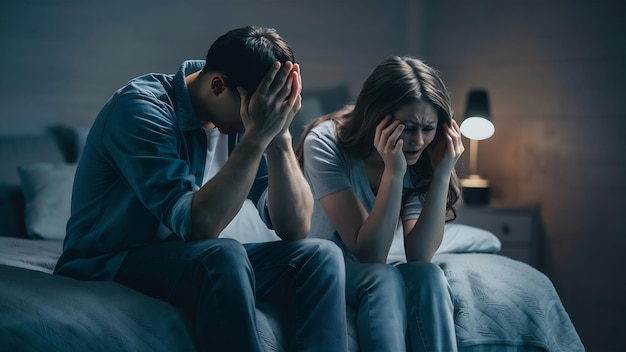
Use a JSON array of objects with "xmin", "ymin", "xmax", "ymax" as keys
[
  {"xmin": 302, "ymin": 128, "xmax": 352, "ymax": 200},
  {"xmin": 401, "ymin": 192, "xmax": 422, "ymax": 221},
  {"xmin": 401, "ymin": 173, "xmax": 422, "ymax": 221},
  {"xmin": 248, "ymin": 154, "xmax": 273, "ymax": 229},
  {"xmin": 102, "ymin": 92, "xmax": 196, "ymax": 239}
]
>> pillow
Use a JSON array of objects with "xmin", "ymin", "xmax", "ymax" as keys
[
  {"xmin": 435, "ymin": 223, "xmax": 501, "ymax": 254},
  {"xmin": 17, "ymin": 163, "xmax": 77, "ymax": 240},
  {"xmin": 219, "ymin": 199, "xmax": 280, "ymax": 243}
]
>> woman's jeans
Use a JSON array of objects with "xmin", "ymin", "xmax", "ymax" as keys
[
  {"xmin": 337, "ymin": 235, "xmax": 457, "ymax": 352},
  {"xmin": 114, "ymin": 237, "xmax": 347, "ymax": 352},
  {"xmin": 396, "ymin": 262, "xmax": 457, "ymax": 352}
]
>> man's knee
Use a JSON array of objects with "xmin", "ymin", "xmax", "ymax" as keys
[
  {"xmin": 193, "ymin": 238, "xmax": 252, "ymax": 279},
  {"xmin": 300, "ymin": 238, "xmax": 342, "ymax": 259},
  {"xmin": 297, "ymin": 238, "xmax": 345, "ymax": 278}
]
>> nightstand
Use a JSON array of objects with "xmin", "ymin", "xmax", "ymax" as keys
[{"xmin": 453, "ymin": 204, "xmax": 541, "ymax": 267}]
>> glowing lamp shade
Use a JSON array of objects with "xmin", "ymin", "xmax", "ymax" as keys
[
  {"xmin": 460, "ymin": 89, "xmax": 494, "ymax": 141},
  {"xmin": 459, "ymin": 89, "xmax": 495, "ymax": 205},
  {"xmin": 460, "ymin": 117, "xmax": 494, "ymax": 140}
]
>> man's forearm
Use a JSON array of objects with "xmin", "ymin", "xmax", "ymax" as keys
[
  {"xmin": 190, "ymin": 136, "xmax": 267, "ymax": 240},
  {"xmin": 265, "ymin": 134, "xmax": 313, "ymax": 240}
]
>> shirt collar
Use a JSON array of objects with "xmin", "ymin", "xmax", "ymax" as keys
[{"xmin": 174, "ymin": 60, "xmax": 205, "ymax": 131}]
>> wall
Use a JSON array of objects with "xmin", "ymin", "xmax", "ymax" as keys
[
  {"xmin": 417, "ymin": 0, "xmax": 626, "ymax": 350},
  {"xmin": 0, "ymin": 0, "xmax": 413, "ymax": 135}
]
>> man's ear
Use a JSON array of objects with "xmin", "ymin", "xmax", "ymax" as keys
[{"xmin": 210, "ymin": 75, "xmax": 227, "ymax": 96}]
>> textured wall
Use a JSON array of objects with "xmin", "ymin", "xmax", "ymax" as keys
[
  {"xmin": 0, "ymin": 0, "xmax": 413, "ymax": 135},
  {"xmin": 418, "ymin": 0, "xmax": 626, "ymax": 350}
]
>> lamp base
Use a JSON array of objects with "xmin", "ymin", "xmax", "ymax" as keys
[{"xmin": 461, "ymin": 175, "xmax": 490, "ymax": 205}]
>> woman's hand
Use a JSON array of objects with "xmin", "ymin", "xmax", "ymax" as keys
[
  {"xmin": 428, "ymin": 119, "xmax": 464, "ymax": 176},
  {"xmin": 373, "ymin": 115, "xmax": 407, "ymax": 175}
]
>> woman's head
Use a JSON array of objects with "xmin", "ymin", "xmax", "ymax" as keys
[
  {"xmin": 339, "ymin": 56, "xmax": 453, "ymax": 161},
  {"xmin": 336, "ymin": 56, "xmax": 461, "ymax": 217},
  {"xmin": 296, "ymin": 57, "xmax": 461, "ymax": 216}
]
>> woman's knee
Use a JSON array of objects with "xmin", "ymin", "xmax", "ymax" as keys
[
  {"xmin": 397, "ymin": 262, "xmax": 450, "ymax": 294},
  {"xmin": 347, "ymin": 263, "xmax": 406, "ymax": 306},
  {"xmin": 358, "ymin": 263, "xmax": 405, "ymax": 290}
]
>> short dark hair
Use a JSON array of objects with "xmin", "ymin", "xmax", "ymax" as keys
[{"xmin": 202, "ymin": 26, "xmax": 295, "ymax": 94}]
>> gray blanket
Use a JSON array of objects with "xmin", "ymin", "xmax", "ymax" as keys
[{"xmin": 0, "ymin": 237, "xmax": 584, "ymax": 351}]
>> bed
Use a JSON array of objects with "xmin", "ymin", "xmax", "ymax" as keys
[
  {"xmin": 0, "ymin": 101, "xmax": 584, "ymax": 351},
  {"xmin": 0, "ymin": 213, "xmax": 585, "ymax": 351}
]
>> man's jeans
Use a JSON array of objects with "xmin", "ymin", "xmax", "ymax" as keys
[{"xmin": 114, "ymin": 238, "xmax": 347, "ymax": 352}]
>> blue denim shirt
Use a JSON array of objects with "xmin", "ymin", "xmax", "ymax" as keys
[{"xmin": 54, "ymin": 60, "xmax": 269, "ymax": 280}]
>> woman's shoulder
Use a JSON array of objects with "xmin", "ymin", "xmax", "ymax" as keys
[
  {"xmin": 309, "ymin": 119, "xmax": 336, "ymax": 136},
  {"xmin": 305, "ymin": 120, "xmax": 338, "ymax": 144},
  {"xmin": 304, "ymin": 120, "xmax": 342, "ymax": 154}
]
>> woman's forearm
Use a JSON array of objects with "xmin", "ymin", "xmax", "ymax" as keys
[
  {"xmin": 354, "ymin": 170, "xmax": 404, "ymax": 263},
  {"xmin": 405, "ymin": 171, "xmax": 450, "ymax": 262}
]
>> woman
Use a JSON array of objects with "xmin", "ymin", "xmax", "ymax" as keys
[{"xmin": 296, "ymin": 56, "xmax": 464, "ymax": 351}]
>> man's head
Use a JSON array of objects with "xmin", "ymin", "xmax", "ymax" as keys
[
  {"xmin": 202, "ymin": 26, "xmax": 295, "ymax": 95},
  {"xmin": 193, "ymin": 26, "xmax": 296, "ymax": 133}
]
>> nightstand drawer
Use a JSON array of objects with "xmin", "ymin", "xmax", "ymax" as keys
[
  {"xmin": 455, "ymin": 211, "xmax": 533, "ymax": 243},
  {"xmin": 453, "ymin": 205, "xmax": 540, "ymax": 267}
]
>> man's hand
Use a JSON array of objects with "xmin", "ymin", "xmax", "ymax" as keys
[{"xmin": 237, "ymin": 61, "xmax": 302, "ymax": 145}]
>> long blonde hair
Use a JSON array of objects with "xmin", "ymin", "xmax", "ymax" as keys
[{"xmin": 295, "ymin": 56, "xmax": 462, "ymax": 219}]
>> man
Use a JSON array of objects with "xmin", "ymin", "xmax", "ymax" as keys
[{"xmin": 54, "ymin": 26, "xmax": 347, "ymax": 351}]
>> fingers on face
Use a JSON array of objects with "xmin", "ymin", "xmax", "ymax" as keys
[
  {"xmin": 374, "ymin": 115, "xmax": 391, "ymax": 144},
  {"xmin": 392, "ymin": 138, "xmax": 404, "ymax": 153},
  {"xmin": 375, "ymin": 116, "xmax": 404, "ymax": 149},
  {"xmin": 387, "ymin": 122, "xmax": 404, "ymax": 146},
  {"xmin": 277, "ymin": 74, "xmax": 293, "ymax": 103},
  {"xmin": 445, "ymin": 120, "xmax": 464, "ymax": 156},
  {"xmin": 257, "ymin": 61, "xmax": 282, "ymax": 95},
  {"xmin": 268, "ymin": 61, "xmax": 294, "ymax": 97}
]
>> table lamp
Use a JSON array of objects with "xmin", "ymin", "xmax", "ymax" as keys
[{"xmin": 459, "ymin": 89, "xmax": 495, "ymax": 205}]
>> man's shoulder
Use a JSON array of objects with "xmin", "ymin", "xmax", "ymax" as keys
[
  {"xmin": 118, "ymin": 73, "xmax": 175, "ymax": 102},
  {"xmin": 95, "ymin": 74, "xmax": 178, "ymax": 133},
  {"xmin": 104, "ymin": 73, "xmax": 176, "ymax": 116}
]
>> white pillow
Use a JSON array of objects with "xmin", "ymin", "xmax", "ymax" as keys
[
  {"xmin": 17, "ymin": 163, "xmax": 76, "ymax": 240},
  {"xmin": 16, "ymin": 162, "xmax": 277, "ymax": 243},
  {"xmin": 435, "ymin": 223, "xmax": 501, "ymax": 254},
  {"xmin": 219, "ymin": 199, "xmax": 280, "ymax": 243}
]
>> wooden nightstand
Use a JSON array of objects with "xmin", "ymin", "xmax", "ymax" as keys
[{"xmin": 453, "ymin": 204, "xmax": 541, "ymax": 267}]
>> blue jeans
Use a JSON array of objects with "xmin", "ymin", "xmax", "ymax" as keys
[
  {"xmin": 397, "ymin": 262, "xmax": 457, "ymax": 352},
  {"xmin": 114, "ymin": 238, "xmax": 347, "ymax": 352},
  {"xmin": 345, "ymin": 259, "xmax": 408, "ymax": 352},
  {"xmin": 334, "ymin": 234, "xmax": 457, "ymax": 352}
]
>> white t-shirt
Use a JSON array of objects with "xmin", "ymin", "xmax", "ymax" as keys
[{"xmin": 202, "ymin": 127, "xmax": 229, "ymax": 186}]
